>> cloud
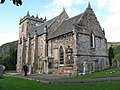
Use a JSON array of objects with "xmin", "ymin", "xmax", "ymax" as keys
[
  {"xmin": 42, "ymin": 0, "xmax": 86, "ymax": 19},
  {"xmin": 41, "ymin": 0, "xmax": 120, "ymax": 42},
  {"xmin": 102, "ymin": 0, "xmax": 120, "ymax": 42},
  {"xmin": 103, "ymin": 14, "xmax": 120, "ymax": 42},
  {"xmin": 108, "ymin": 0, "xmax": 120, "ymax": 13},
  {"xmin": 97, "ymin": 0, "xmax": 109, "ymax": 8},
  {"xmin": 52, "ymin": 0, "xmax": 84, "ymax": 7},
  {"xmin": 0, "ymin": 32, "xmax": 18, "ymax": 46}
]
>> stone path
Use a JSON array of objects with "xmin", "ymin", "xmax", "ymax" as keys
[{"xmin": 4, "ymin": 73, "xmax": 120, "ymax": 83}]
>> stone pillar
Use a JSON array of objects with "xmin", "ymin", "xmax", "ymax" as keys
[
  {"xmin": 44, "ymin": 25, "xmax": 48, "ymax": 57},
  {"xmin": 26, "ymin": 34, "xmax": 31, "ymax": 64},
  {"xmin": 20, "ymin": 36, "xmax": 26, "ymax": 73},
  {"xmin": 32, "ymin": 30, "xmax": 38, "ymax": 73},
  {"xmin": 42, "ymin": 25, "xmax": 49, "ymax": 74},
  {"xmin": 73, "ymin": 25, "xmax": 78, "ymax": 75}
]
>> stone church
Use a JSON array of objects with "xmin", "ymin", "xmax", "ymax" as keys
[{"xmin": 17, "ymin": 3, "xmax": 109, "ymax": 75}]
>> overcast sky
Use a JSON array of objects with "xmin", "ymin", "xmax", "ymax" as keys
[{"xmin": 0, "ymin": 0, "xmax": 119, "ymax": 46}]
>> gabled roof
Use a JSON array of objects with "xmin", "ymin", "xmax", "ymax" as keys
[
  {"xmin": 30, "ymin": 16, "xmax": 58, "ymax": 38},
  {"xmin": 30, "ymin": 3, "xmax": 105, "ymax": 40},
  {"xmin": 48, "ymin": 13, "xmax": 83, "ymax": 39}
]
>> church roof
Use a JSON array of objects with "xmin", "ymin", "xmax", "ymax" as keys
[
  {"xmin": 30, "ymin": 12, "xmax": 83, "ymax": 39},
  {"xmin": 30, "ymin": 16, "xmax": 58, "ymax": 38},
  {"xmin": 29, "ymin": 3, "xmax": 105, "ymax": 40},
  {"xmin": 48, "ymin": 13, "xmax": 83, "ymax": 39}
]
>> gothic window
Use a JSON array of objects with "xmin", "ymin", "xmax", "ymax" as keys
[
  {"xmin": 90, "ymin": 32, "xmax": 95, "ymax": 48},
  {"xmin": 59, "ymin": 46, "xmax": 64, "ymax": 65},
  {"xmin": 26, "ymin": 25, "xmax": 28, "ymax": 31}
]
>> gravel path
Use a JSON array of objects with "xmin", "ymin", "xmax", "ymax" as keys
[{"xmin": 4, "ymin": 73, "xmax": 120, "ymax": 83}]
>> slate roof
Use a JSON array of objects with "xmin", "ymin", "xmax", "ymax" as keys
[
  {"xmin": 30, "ymin": 13, "xmax": 83, "ymax": 40},
  {"xmin": 48, "ymin": 13, "xmax": 83, "ymax": 39},
  {"xmin": 30, "ymin": 16, "xmax": 58, "ymax": 38}
]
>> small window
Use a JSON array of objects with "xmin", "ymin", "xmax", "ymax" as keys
[
  {"xmin": 22, "ymin": 24, "xmax": 24, "ymax": 32},
  {"xmin": 90, "ymin": 32, "xmax": 95, "ymax": 48},
  {"xmin": 48, "ymin": 62, "xmax": 53, "ymax": 68},
  {"xmin": 19, "ymin": 37, "xmax": 22, "ymax": 44},
  {"xmin": 59, "ymin": 46, "xmax": 64, "ymax": 65}
]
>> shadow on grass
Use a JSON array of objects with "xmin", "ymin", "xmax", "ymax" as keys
[
  {"xmin": 0, "ymin": 76, "xmax": 5, "ymax": 90},
  {"xmin": 0, "ymin": 76, "xmax": 4, "ymax": 79}
]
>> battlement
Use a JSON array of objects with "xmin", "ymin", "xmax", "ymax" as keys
[{"xmin": 19, "ymin": 11, "xmax": 46, "ymax": 25}]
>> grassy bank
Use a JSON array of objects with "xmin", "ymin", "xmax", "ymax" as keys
[
  {"xmin": 72, "ymin": 67, "xmax": 120, "ymax": 79},
  {"xmin": 1, "ymin": 76, "xmax": 120, "ymax": 90}
]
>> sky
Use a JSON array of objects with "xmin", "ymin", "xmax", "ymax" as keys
[{"xmin": 0, "ymin": 0, "xmax": 120, "ymax": 46}]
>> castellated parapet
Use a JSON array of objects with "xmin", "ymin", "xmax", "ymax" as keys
[{"xmin": 19, "ymin": 11, "xmax": 46, "ymax": 25}]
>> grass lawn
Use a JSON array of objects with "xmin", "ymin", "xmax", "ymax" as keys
[
  {"xmin": 72, "ymin": 67, "xmax": 120, "ymax": 79},
  {"xmin": 1, "ymin": 76, "xmax": 120, "ymax": 90}
]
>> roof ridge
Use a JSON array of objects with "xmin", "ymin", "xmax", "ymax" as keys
[
  {"xmin": 65, "ymin": 13, "xmax": 83, "ymax": 21},
  {"xmin": 35, "ymin": 16, "xmax": 58, "ymax": 28}
]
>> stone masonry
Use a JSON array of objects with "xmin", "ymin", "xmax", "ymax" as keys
[{"xmin": 17, "ymin": 3, "xmax": 109, "ymax": 75}]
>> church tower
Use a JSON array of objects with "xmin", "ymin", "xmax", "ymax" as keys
[{"xmin": 17, "ymin": 11, "xmax": 45, "ymax": 73}]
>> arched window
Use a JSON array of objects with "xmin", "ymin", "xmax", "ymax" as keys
[
  {"xmin": 59, "ymin": 46, "xmax": 64, "ymax": 65},
  {"xmin": 90, "ymin": 32, "xmax": 95, "ymax": 48}
]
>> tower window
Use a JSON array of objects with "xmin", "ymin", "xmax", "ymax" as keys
[
  {"xmin": 90, "ymin": 32, "xmax": 95, "ymax": 48},
  {"xmin": 22, "ymin": 24, "xmax": 24, "ymax": 32}
]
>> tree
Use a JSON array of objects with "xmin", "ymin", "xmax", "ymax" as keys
[
  {"xmin": 108, "ymin": 46, "xmax": 114, "ymax": 66},
  {"xmin": 115, "ymin": 53, "xmax": 120, "ymax": 61},
  {"xmin": 0, "ymin": 41, "xmax": 18, "ymax": 70},
  {"xmin": 0, "ymin": 0, "xmax": 5, "ymax": 4},
  {"xmin": 0, "ymin": 0, "xmax": 22, "ymax": 6}
]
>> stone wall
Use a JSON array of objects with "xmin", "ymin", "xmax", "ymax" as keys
[
  {"xmin": 74, "ymin": 5, "xmax": 108, "ymax": 73},
  {"xmin": 77, "ymin": 33, "xmax": 107, "ymax": 56},
  {"xmin": 17, "ymin": 4, "xmax": 109, "ymax": 75},
  {"xmin": 48, "ymin": 33, "xmax": 75, "ymax": 74}
]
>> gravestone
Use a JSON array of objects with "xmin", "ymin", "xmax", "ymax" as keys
[
  {"xmin": 0, "ymin": 66, "xmax": 3, "ymax": 77},
  {"xmin": 83, "ymin": 61, "xmax": 87, "ymax": 75}
]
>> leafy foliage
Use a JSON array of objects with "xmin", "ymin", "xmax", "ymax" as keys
[
  {"xmin": 0, "ymin": 0, "xmax": 5, "ymax": 3},
  {"xmin": 109, "ymin": 45, "xmax": 120, "ymax": 61},
  {"xmin": 113, "ymin": 45, "xmax": 120, "ymax": 56},
  {"xmin": 0, "ymin": 41, "xmax": 18, "ymax": 70},
  {"xmin": 0, "ymin": 0, "xmax": 22, "ymax": 6}
]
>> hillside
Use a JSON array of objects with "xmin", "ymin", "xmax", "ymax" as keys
[
  {"xmin": 0, "ymin": 41, "xmax": 18, "ymax": 70},
  {"xmin": 107, "ymin": 42, "xmax": 120, "ymax": 48},
  {"xmin": 107, "ymin": 42, "xmax": 120, "ymax": 60}
]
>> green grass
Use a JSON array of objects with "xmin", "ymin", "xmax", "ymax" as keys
[
  {"xmin": 1, "ymin": 67, "xmax": 120, "ymax": 90},
  {"xmin": 72, "ymin": 67, "xmax": 120, "ymax": 79},
  {"xmin": 1, "ymin": 76, "xmax": 120, "ymax": 90}
]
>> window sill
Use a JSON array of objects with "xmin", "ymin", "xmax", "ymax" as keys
[{"xmin": 59, "ymin": 64, "xmax": 64, "ymax": 67}]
